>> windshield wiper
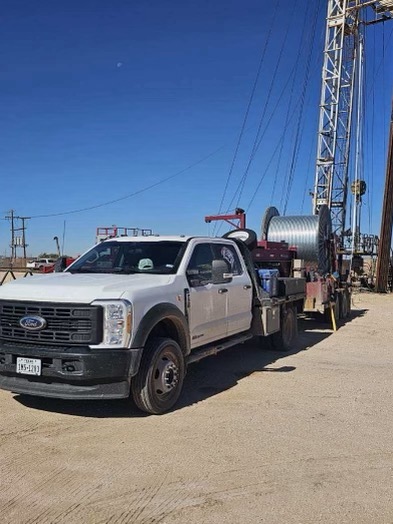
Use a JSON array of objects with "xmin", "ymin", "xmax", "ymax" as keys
[
  {"xmin": 68, "ymin": 268, "xmax": 114, "ymax": 274},
  {"xmin": 111, "ymin": 268, "xmax": 142, "ymax": 274},
  {"xmin": 67, "ymin": 267, "xmax": 151, "ymax": 275}
]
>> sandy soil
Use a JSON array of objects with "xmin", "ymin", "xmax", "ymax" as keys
[{"xmin": 1, "ymin": 292, "xmax": 392, "ymax": 524}]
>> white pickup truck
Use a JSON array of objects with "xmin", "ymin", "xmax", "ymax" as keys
[
  {"xmin": 0, "ymin": 234, "xmax": 305, "ymax": 414},
  {"xmin": 26, "ymin": 258, "xmax": 56, "ymax": 270}
]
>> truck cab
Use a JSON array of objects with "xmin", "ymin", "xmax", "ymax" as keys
[{"xmin": 0, "ymin": 234, "xmax": 304, "ymax": 414}]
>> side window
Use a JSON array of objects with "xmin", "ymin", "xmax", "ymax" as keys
[
  {"xmin": 212, "ymin": 244, "xmax": 243, "ymax": 276},
  {"xmin": 186, "ymin": 244, "xmax": 213, "ymax": 286}
]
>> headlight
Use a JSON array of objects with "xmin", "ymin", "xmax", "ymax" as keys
[{"xmin": 91, "ymin": 299, "xmax": 132, "ymax": 348}]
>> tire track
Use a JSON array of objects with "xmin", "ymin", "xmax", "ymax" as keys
[
  {"xmin": 30, "ymin": 484, "xmax": 101, "ymax": 524},
  {"xmin": 20, "ymin": 462, "xmax": 151, "ymax": 524},
  {"xmin": 81, "ymin": 476, "xmax": 253, "ymax": 524},
  {"xmin": 2, "ymin": 454, "xmax": 116, "ymax": 524},
  {"xmin": 0, "ymin": 420, "xmax": 86, "ymax": 440},
  {"xmin": 0, "ymin": 420, "xmax": 97, "ymax": 496},
  {"xmin": 109, "ymin": 474, "xmax": 170, "ymax": 524},
  {"xmin": 1, "ymin": 466, "xmax": 68, "ymax": 516},
  {"xmin": 0, "ymin": 445, "xmax": 71, "ymax": 498}
]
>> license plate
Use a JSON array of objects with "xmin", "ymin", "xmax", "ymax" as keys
[{"xmin": 16, "ymin": 357, "xmax": 41, "ymax": 376}]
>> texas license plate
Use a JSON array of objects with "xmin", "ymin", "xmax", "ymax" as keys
[{"xmin": 16, "ymin": 357, "xmax": 41, "ymax": 376}]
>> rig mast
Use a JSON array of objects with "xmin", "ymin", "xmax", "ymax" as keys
[{"xmin": 313, "ymin": 0, "xmax": 393, "ymax": 245}]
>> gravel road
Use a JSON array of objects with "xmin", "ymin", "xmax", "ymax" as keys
[{"xmin": 1, "ymin": 292, "xmax": 392, "ymax": 524}]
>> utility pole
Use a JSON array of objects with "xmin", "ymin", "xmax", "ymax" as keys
[
  {"xmin": 4, "ymin": 212, "xmax": 30, "ymax": 267},
  {"xmin": 5, "ymin": 210, "xmax": 16, "ymax": 266},
  {"xmin": 376, "ymin": 95, "xmax": 393, "ymax": 292},
  {"xmin": 20, "ymin": 217, "xmax": 30, "ymax": 265}
]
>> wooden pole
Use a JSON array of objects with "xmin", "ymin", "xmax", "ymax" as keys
[{"xmin": 376, "ymin": 95, "xmax": 393, "ymax": 292}]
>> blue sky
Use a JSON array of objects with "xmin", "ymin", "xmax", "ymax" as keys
[{"xmin": 1, "ymin": 0, "xmax": 392, "ymax": 256}]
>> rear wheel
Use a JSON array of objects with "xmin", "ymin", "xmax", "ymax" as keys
[
  {"xmin": 340, "ymin": 289, "xmax": 351, "ymax": 319},
  {"xmin": 271, "ymin": 305, "xmax": 298, "ymax": 351},
  {"xmin": 131, "ymin": 337, "xmax": 185, "ymax": 415}
]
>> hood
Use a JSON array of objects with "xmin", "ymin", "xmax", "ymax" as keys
[{"xmin": 0, "ymin": 272, "xmax": 173, "ymax": 303}]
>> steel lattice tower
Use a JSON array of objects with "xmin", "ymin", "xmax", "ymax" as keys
[{"xmin": 313, "ymin": 0, "xmax": 393, "ymax": 243}]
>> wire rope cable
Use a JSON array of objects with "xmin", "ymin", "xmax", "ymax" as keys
[
  {"xmin": 244, "ymin": 89, "xmax": 310, "ymax": 213},
  {"xmin": 215, "ymin": 2, "xmax": 279, "ymax": 222},
  {"xmin": 232, "ymin": 0, "xmax": 300, "ymax": 208},
  {"xmin": 212, "ymin": 61, "xmax": 301, "ymax": 236},
  {"xmin": 366, "ymin": 24, "xmax": 393, "ymax": 97},
  {"xmin": 212, "ymin": 60, "xmax": 301, "ymax": 236},
  {"xmin": 272, "ymin": 0, "xmax": 314, "ymax": 206},
  {"xmin": 281, "ymin": 0, "xmax": 322, "ymax": 215}
]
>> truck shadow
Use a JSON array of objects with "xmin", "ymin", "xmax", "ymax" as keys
[
  {"xmin": 14, "ymin": 309, "xmax": 367, "ymax": 418},
  {"xmin": 179, "ymin": 308, "xmax": 366, "ymax": 409}
]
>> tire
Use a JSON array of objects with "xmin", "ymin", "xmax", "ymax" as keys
[
  {"xmin": 338, "ymin": 292, "xmax": 346, "ymax": 319},
  {"xmin": 131, "ymin": 337, "xmax": 185, "ymax": 415},
  {"xmin": 222, "ymin": 228, "xmax": 258, "ymax": 251},
  {"xmin": 341, "ymin": 289, "xmax": 351, "ymax": 319},
  {"xmin": 271, "ymin": 305, "xmax": 298, "ymax": 351}
]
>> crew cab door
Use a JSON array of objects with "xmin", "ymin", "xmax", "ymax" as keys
[
  {"xmin": 212, "ymin": 242, "xmax": 253, "ymax": 336},
  {"xmin": 186, "ymin": 243, "xmax": 227, "ymax": 347}
]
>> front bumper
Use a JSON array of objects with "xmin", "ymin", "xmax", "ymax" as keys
[{"xmin": 0, "ymin": 343, "xmax": 143, "ymax": 399}]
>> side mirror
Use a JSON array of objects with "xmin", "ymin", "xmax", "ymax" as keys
[
  {"xmin": 212, "ymin": 259, "xmax": 232, "ymax": 284},
  {"xmin": 186, "ymin": 269, "xmax": 203, "ymax": 287}
]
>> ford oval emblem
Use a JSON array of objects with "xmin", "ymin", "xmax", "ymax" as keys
[{"xmin": 19, "ymin": 315, "xmax": 47, "ymax": 331}]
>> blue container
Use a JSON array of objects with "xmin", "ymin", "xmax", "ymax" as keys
[{"xmin": 258, "ymin": 269, "xmax": 280, "ymax": 297}]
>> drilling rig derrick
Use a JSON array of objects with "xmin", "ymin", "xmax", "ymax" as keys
[{"xmin": 313, "ymin": 0, "xmax": 392, "ymax": 258}]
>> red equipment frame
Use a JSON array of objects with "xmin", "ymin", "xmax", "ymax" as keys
[{"xmin": 204, "ymin": 208, "xmax": 246, "ymax": 230}]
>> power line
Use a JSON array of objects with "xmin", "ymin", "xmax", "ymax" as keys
[{"xmin": 28, "ymin": 145, "xmax": 228, "ymax": 219}]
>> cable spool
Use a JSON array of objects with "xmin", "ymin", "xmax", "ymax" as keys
[{"xmin": 261, "ymin": 205, "xmax": 332, "ymax": 274}]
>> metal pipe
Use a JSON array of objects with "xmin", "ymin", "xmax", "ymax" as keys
[{"xmin": 351, "ymin": 35, "xmax": 364, "ymax": 259}]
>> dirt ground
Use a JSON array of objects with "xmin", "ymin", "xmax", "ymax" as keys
[{"xmin": 1, "ymin": 292, "xmax": 393, "ymax": 524}]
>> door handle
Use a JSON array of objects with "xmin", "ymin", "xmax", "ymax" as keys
[
  {"xmin": 218, "ymin": 288, "xmax": 228, "ymax": 294},
  {"xmin": 243, "ymin": 285, "xmax": 252, "ymax": 290}
]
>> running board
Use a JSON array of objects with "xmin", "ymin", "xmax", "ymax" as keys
[{"xmin": 187, "ymin": 333, "xmax": 253, "ymax": 364}]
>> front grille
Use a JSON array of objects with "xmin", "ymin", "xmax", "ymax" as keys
[{"xmin": 0, "ymin": 301, "xmax": 103, "ymax": 346}]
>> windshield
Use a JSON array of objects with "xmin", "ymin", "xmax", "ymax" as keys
[{"xmin": 67, "ymin": 240, "xmax": 186, "ymax": 275}]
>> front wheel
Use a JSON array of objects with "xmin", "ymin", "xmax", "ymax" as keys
[
  {"xmin": 131, "ymin": 337, "xmax": 185, "ymax": 415},
  {"xmin": 270, "ymin": 305, "xmax": 298, "ymax": 352}
]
